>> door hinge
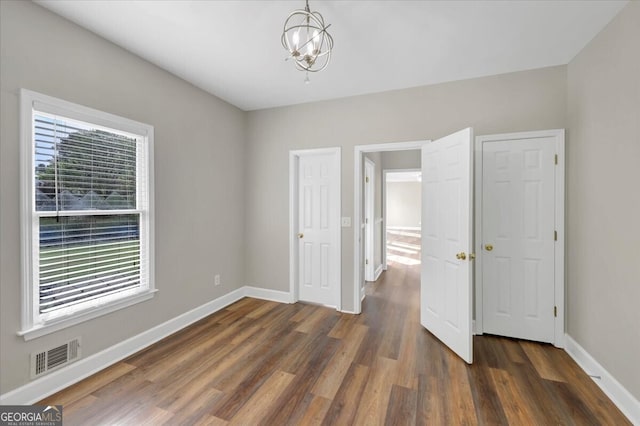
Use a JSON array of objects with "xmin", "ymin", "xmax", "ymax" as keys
[
  {"xmin": 365, "ymin": 218, "xmax": 368, "ymax": 224},
  {"xmin": 554, "ymin": 154, "xmax": 558, "ymax": 165},
  {"xmin": 554, "ymin": 230, "xmax": 557, "ymax": 241},
  {"xmin": 365, "ymin": 176, "xmax": 369, "ymax": 183},
  {"xmin": 365, "ymin": 259, "xmax": 369, "ymax": 265},
  {"xmin": 554, "ymin": 306, "xmax": 558, "ymax": 317}
]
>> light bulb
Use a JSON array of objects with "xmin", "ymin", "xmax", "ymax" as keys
[
  {"xmin": 292, "ymin": 29, "xmax": 300, "ymax": 50},
  {"xmin": 311, "ymin": 30, "xmax": 319, "ymax": 53}
]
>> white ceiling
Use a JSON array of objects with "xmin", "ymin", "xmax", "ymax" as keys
[{"xmin": 36, "ymin": 0, "xmax": 627, "ymax": 111}]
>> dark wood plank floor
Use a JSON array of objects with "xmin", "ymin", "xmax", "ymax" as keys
[{"xmin": 40, "ymin": 230, "xmax": 629, "ymax": 425}]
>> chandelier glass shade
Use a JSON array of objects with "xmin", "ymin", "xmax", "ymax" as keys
[{"xmin": 281, "ymin": 0, "xmax": 333, "ymax": 74}]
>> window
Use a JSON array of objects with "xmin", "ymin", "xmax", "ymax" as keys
[{"xmin": 19, "ymin": 89, "xmax": 154, "ymax": 340}]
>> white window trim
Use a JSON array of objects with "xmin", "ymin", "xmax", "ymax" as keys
[{"xmin": 19, "ymin": 89, "xmax": 155, "ymax": 341}]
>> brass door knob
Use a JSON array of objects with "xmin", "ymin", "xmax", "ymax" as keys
[
  {"xmin": 485, "ymin": 244, "xmax": 493, "ymax": 251},
  {"xmin": 297, "ymin": 233, "xmax": 304, "ymax": 239},
  {"xmin": 456, "ymin": 252, "xmax": 467, "ymax": 260}
]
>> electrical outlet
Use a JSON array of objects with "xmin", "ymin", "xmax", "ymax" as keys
[{"xmin": 214, "ymin": 274, "xmax": 221, "ymax": 286}]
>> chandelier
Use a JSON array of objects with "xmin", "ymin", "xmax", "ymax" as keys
[{"xmin": 281, "ymin": 0, "xmax": 334, "ymax": 81}]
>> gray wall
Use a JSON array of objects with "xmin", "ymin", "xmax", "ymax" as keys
[
  {"xmin": 386, "ymin": 182, "xmax": 422, "ymax": 228},
  {"xmin": 0, "ymin": 1, "xmax": 246, "ymax": 394},
  {"xmin": 245, "ymin": 65, "xmax": 567, "ymax": 312},
  {"xmin": 567, "ymin": 1, "xmax": 640, "ymax": 400},
  {"xmin": 382, "ymin": 150, "xmax": 421, "ymax": 170}
]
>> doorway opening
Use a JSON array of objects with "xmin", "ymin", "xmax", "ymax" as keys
[
  {"xmin": 384, "ymin": 170, "xmax": 422, "ymax": 268},
  {"xmin": 355, "ymin": 129, "xmax": 475, "ymax": 364},
  {"xmin": 353, "ymin": 141, "xmax": 425, "ymax": 314}
]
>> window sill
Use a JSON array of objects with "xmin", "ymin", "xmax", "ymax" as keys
[{"xmin": 18, "ymin": 289, "xmax": 157, "ymax": 341}]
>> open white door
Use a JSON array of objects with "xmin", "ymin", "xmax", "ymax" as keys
[{"xmin": 421, "ymin": 128, "xmax": 473, "ymax": 363}]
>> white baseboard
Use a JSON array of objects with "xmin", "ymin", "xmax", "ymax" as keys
[
  {"xmin": 244, "ymin": 286, "xmax": 293, "ymax": 304},
  {"xmin": 374, "ymin": 264, "xmax": 384, "ymax": 281},
  {"xmin": 564, "ymin": 334, "xmax": 639, "ymax": 424},
  {"xmin": 0, "ymin": 285, "xmax": 292, "ymax": 405}
]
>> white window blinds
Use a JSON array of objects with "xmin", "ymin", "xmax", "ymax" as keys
[
  {"xmin": 34, "ymin": 115, "xmax": 138, "ymax": 211},
  {"xmin": 33, "ymin": 112, "xmax": 150, "ymax": 320}
]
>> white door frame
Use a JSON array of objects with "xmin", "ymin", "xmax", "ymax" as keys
[
  {"xmin": 364, "ymin": 157, "xmax": 375, "ymax": 281},
  {"xmin": 474, "ymin": 129, "xmax": 565, "ymax": 347},
  {"xmin": 289, "ymin": 147, "xmax": 342, "ymax": 310},
  {"xmin": 382, "ymin": 168, "xmax": 421, "ymax": 270},
  {"xmin": 353, "ymin": 141, "xmax": 427, "ymax": 314}
]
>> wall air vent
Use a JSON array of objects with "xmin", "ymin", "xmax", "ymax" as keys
[{"xmin": 31, "ymin": 337, "xmax": 81, "ymax": 379}]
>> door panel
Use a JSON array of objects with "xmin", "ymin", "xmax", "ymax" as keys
[
  {"xmin": 421, "ymin": 128, "xmax": 473, "ymax": 364},
  {"xmin": 298, "ymin": 153, "xmax": 338, "ymax": 307},
  {"xmin": 482, "ymin": 138, "xmax": 555, "ymax": 343}
]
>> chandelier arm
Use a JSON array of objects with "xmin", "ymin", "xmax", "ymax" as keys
[{"xmin": 316, "ymin": 28, "xmax": 333, "ymax": 52}]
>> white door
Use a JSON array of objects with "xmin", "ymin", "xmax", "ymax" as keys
[
  {"xmin": 421, "ymin": 128, "xmax": 474, "ymax": 364},
  {"xmin": 481, "ymin": 137, "xmax": 556, "ymax": 343},
  {"xmin": 297, "ymin": 151, "xmax": 340, "ymax": 307},
  {"xmin": 364, "ymin": 158, "xmax": 375, "ymax": 282}
]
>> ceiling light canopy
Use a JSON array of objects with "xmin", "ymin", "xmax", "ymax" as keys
[{"xmin": 281, "ymin": 0, "xmax": 334, "ymax": 82}]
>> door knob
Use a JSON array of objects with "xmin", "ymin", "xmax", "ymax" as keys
[
  {"xmin": 485, "ymin": 244, "xmax": 493, "ymax": 251},
  {"xmin": 297, "ymin": 233, "xmax": 304, "ymax": 239},
  {"xmin": 456, "ymin": 252, "xmax": 467, "ymax": 260}
]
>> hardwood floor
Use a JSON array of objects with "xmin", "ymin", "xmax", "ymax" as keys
[{"xmin": 40, "ymin": 237, "xmax": 629, "ymax": 425}]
